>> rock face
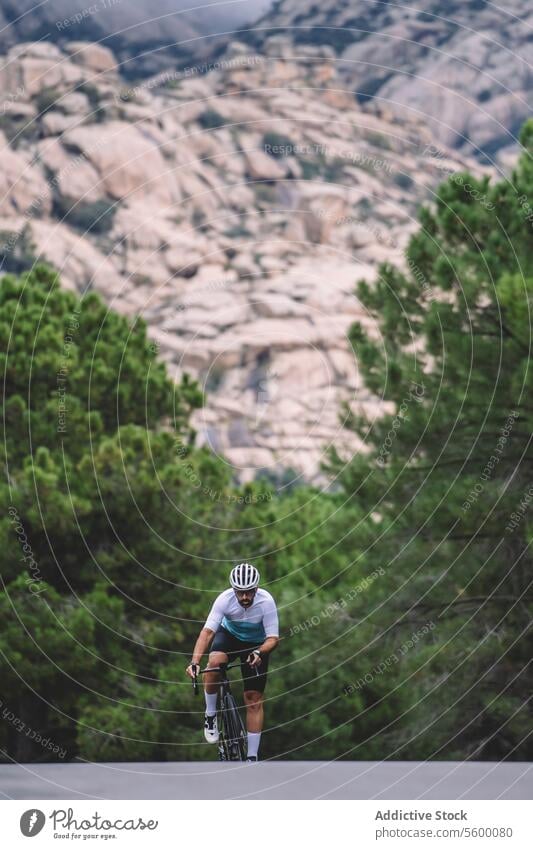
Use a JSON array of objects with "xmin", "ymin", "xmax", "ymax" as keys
[
  {"xmin": 63, "ymin": 43, "xmax": 118, "ymax": 74},
  {"xmin": 63, "ymin": 122, "xmax": 181, "ymax": 203},
  {"xmin": 0, "ymin": 0, "xmax": 269, "ymax": 78},
  {"xmin": 0, "ymin": 132, "xmax": 52, "ymax": 216},
  {"xmin": 246, "ymin": 0, "xmax": 533, "ymax": 162},
  {"xmin": 0, "ymin": 1, "xmax": 530, "ymax": 158},
  {"xmin": 0, "ymin": 38, "xmax": 493, "ymax": 483}
]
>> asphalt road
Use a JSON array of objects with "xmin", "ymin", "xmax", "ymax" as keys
[{"xmin": 0, "ymin": 760, "xmax": 531, "ymax": 800}]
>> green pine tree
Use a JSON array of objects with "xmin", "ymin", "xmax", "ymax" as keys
[{"xmin": 327, "ymin": 121, "xmax": 533, "ymax": 761}]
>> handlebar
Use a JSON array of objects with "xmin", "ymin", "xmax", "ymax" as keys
[
  {"xmin": 191, "ymin": 660, "xmax": 259, "ymax": 695},
  {"xmin": 196, "ymin": 662, "xmax": 242, "ymax": 676}
]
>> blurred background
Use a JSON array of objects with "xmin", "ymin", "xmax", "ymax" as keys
[{"xmin": 0, "ymin": 0, "xmax": 531, "ymax": 765}]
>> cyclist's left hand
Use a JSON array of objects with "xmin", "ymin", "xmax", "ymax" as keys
[{"xmin": 247, "ymin": 650, "xmax": 262, "ymax": 668}]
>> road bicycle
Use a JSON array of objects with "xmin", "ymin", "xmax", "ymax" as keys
[{"xmin": 193, "ymin": 661, "xmax": 257, "ymax": 761}]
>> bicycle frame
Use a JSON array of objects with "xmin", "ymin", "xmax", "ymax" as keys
[
  {"xmin": 192, "ymin": 659, "xmax": 259, "ymax": 696},
  {"xmin": 193, "ymin": 661, "xmax": 257, "ymax": 761}
]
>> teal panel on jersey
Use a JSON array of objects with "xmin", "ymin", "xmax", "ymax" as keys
[{"xmin": 222, "ymin": 616, "xmax": 266, "ymax": 643}]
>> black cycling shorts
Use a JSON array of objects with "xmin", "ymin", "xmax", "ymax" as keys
[{"xmin": 211, "ymin": 626, "xmax": 270, "ymax": 693}]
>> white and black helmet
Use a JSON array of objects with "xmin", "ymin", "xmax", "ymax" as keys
[{"xmin": 229, "ymin": 562, "xmax": 260, "ymax": 590}]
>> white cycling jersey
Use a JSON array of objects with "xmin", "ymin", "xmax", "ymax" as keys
[{"xmin": 204, "ymin": 588, "xmax": 279, "ymax": 643}]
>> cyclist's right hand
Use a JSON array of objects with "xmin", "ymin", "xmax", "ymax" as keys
[{"xmin": 186, "ymin": 662, "xmax": 200, "ymax": 679}]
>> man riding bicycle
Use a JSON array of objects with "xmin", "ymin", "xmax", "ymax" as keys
[{"xmin": 186, "ymin": 563, "xmax": 279, "ymax": 762}]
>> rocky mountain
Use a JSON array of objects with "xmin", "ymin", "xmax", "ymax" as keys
[
  {"xmin": 0, "ymin": 0, "xmax": 271, "ymax": 77},
  {"xmin": 246, "ymin": 0, "xmax": 533, "ymax": 163},
  {"xmin": 0, "ymin": 38, "xmax": 491, "ymax": 483}
]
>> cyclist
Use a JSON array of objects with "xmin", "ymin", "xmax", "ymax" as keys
[{"xmin": 186, "ymin": 563, "xmax": 279, "ymax": 762}]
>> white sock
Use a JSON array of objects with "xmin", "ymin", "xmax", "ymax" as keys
[
  {"xmin": 205, "ymin": 692, "xmax": 218, "ymax": 717},
  {"xmin": 247, "ymin": 731, "xmax": 261, "ymax": 758}
]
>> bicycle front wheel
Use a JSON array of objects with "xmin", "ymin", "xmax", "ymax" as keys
[{"xmin": 220, "ymin": 693, "xmax": 247, "ymax": 761}]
